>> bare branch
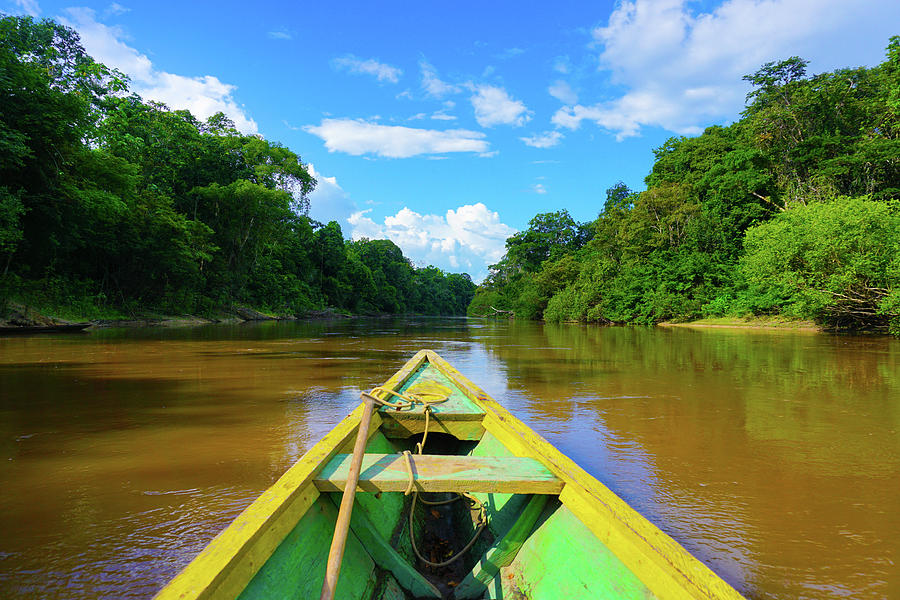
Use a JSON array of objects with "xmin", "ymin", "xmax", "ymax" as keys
[{"xmin": 751, "ymin": 191, "xmax": 785, "ymax": 211}]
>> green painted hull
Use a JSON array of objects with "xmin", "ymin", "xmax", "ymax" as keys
[{"xmin": 155, "ymin": 350, "xmax": 745, "ymax": 600}]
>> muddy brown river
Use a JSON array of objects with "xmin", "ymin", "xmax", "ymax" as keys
[{"xmin": 1, "ymin": 319, "xmax": 898, "ymax": 598}]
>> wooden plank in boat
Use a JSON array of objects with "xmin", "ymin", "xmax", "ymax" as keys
[
  {"xmin": 314, "ymin": 453, "xmax": 564, "ymax": 494},
  {"xmin": 378, "ymin": 410, "xmax": 485, "ymax": 440},
  {"xmin": 387, "ymin": 362, "xmax": 485, "ymax": 416}
]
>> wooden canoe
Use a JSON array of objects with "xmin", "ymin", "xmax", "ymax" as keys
[
  {"xmin": 0, "ymin": 322, "xmax": 92, "ymax": 335},
  {"xmin": 154, "ymin": 349, "xmax": 745, "ymax": 600}
]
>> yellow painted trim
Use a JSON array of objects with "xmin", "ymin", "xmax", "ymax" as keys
[
  {"xmin": 212, "ymin": 483, "xmax": 321, "ymax": 598},
  {"xmin": 155, "ymin": 404, "xmax": 384, "ymax": 600},
  {"xmin": 559, "ymin": 485, "xmax": 697, "ymax": 600},
  {"xmin": 422, "ymin": 350, "xmax": 744, "ymax": 600},
  {"xmin": 376, "ymin": 349, "xmax": 430, "ymax": 398},
  {"xmin": 153, "ymin": 350, "xmax": 435, "ymax": 600}
]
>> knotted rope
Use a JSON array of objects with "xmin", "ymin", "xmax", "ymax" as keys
[
  {"xmin": 361, "ymin": 386, "xmax": 487, "ymax": 568},
  {"xmin": 361, "ymin": 386, "xmax": 449, "ymax": 411}
]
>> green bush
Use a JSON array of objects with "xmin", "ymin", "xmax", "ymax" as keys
[
  {"xmin": 543, "ymin": 286, "xmax": 586, "ymax": 322},
  {"xmin": 741, "ymin": 196, "xmax": 900, "ymax": 331}
]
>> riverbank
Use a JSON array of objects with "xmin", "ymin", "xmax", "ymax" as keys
[
  {"xmin": 658, "ymin": 316, "xmax": 820, "ymax": 331},
  {"xmin": 1, "ymin": 301, "xmax": 826, "ymax": 334},
  {"xmin": 0, "ymin": 301, "xmax": 353, "ymax": 332}
]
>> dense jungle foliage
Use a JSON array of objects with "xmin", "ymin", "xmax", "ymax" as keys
[
  {"xmin": 0, "ymin": 15, "xmax": 475, "ymax": 318},
  {"xmin": 470, "ymin": 39, "xmax": 900, "ymax": 334}
]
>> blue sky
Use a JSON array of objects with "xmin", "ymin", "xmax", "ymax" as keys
[{"xmin": 7, "ymin": 0, "xmax": 900, "ymax": 281}]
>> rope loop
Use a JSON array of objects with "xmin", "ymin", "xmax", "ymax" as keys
[
  {"xmin": 402, "ymin": 450, "xmax": 415, "ymax": 496},
  {"xmin": 361, "ymin": 383, "xmax": 487, "ymax": 568},
  {"xmin": 363, "ymin": 386, "xmax": 449, "ymax": 411},
  {"xmin": 407, "ymin": 489, "xmax": 487, "ymax": 568}
]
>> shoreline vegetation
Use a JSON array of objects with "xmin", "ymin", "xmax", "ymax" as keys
[
  {"xmin": 1, "ymin": 16, "xmax": 475, "ymax": 326},
  {"xmin": 2, "ymin": 15, "xmax": 897, "ymax": 337},
  {"xmin": 468, "ymin": 39, "xmax": 900, "ymax": 337},
  {"xmin": 2, "ymin": 291, "xmax": 823, "ymax": 333},
  {"xmin": 1, "ymin": 298, "xmax": 824, "ymax": 333},
  {"xmin": 0, "ymin": 300, "xmax": 345, "ymax": 330},
  {"xmin": 0, "ymin": 299, "xmax": 470, "ymax": 331}
]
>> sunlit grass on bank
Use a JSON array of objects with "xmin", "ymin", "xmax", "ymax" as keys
[{"xmin": 658, "ymin": 316, "xmax": 819, "ymax": 331}]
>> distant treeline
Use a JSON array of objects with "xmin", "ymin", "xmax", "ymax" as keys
[
  {"xmin": 0, "ymin": 15, "xmax": 475, "ymax": 318},
  {"xmin": 470, "ymin": 39, "xmax": 900, "ymax": 334}
]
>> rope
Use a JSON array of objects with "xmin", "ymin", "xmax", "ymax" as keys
[
  {"xmin": 416, "ymin": 404, "xmax": 430, "ymax": 454},
  {"xmin": 362, "ymin": 386, "xmax": 450, "ymax": 411},
  {"xmin": 407, "ymin": 489, "xmax": 487, "ymax": 568},
  {"xmin": 402, "ymin": 450, "xmax": 415, "ymax": 496},
  {"xmin": 360, "ymin": 384, "xmax": 487, "ymax": 567}
]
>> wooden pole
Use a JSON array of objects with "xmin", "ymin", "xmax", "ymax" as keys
[{"xmin": 319, "ymin": 393, "xmax": 377, "ymax": 600}]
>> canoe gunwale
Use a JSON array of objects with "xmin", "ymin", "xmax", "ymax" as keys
[
  {"xmin": 154, "ymin": 348, "xmax": 744, "ymax": 600},
  {"xmin": 421, "ymin": 349, "xmax": 745, "ymax": 600},
  {"xmin": 152, "ymin": 352, "xmax": 431, "ymax": 600}
]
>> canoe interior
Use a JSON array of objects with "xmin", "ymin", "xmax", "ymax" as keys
[
  {"xmin": 155, "ymin": 350, "xmax": 743, "ymax": 600},
  {"xmin": 235, "ymin": 361, "xmax": 651, "ymax": 600},
  {"xmin": 238, "ymin": 427, "xmax": 652, "ymax": 600}
]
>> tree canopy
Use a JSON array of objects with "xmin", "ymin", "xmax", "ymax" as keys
[
  {"xmin": 0, "ymin": 14, "xmax": 475, "ymax": 318},
  {"xmin": 470, "ymin": 37, "xmax": 900, "ymax": 334}
]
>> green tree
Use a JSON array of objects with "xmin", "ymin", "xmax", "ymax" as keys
[
  {"xmin": 1, "ymin": 15, "xmax": 125, "ymax": 273},
  {"xmin": 349, "ymin": 239, "xmax": 414, "ymax": 313},
  {"xmin": 741, "ymin": 196, "xmax": 900, "ymax": 331},
  {"xmin": 3, "ymin": 13, "xmax": 470, "ymax": 320},
  {"xmin": 311, "ymin": 221, "xmax": 352, "ymax": 307},
  {"xmin": 191, "ymin": 180, "xmax": 297, "ymax": 298},
  {"xmin": 503, "ymin": 210, "xmax": 585, "ymax": 273},
  {"xmin": 445, "ymin": 272, "xmax": 476, "ymax": 315}
]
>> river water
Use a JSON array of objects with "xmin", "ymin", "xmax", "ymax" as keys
[{"xmin": 0, "ymin": 318, "xmax": 897, "ymax": 599}]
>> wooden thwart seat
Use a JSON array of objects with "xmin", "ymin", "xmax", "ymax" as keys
[
  {"xmin": 377, "ymin": 409, "xmax": 485, "ymax": 440},
  {"xmin": 314, "ymin": 453, "xmax": 564, "ymax": 495}
]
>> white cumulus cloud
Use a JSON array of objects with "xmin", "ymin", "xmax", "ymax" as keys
[
  {"xmin": 348, "ymin": 203, "xmax": 516, "ymax": 281},
  {"xmin": 520, "ymin": 131, "xmax": 563, "ymax": 148},
  {"xmin": 420, "ymin": 60, "xmax": 461, "ymax": 97},
  {"xmin": 418, "ymin": 63, "xmax": 531, "ymax": 129},
  {"xmin": 431, "ymin": 100, "xmax": 457, "ymax": 120},
  {"xmin": 60, "ymin": 8, "xmax": 258, "ymax": 133},
  {"xmin": 469, "ymin": 84, "xmax": 531, "ymax": 128},
  {"xmin": 304, "ymin": 118, "xmax": 490, "ymax": 158},
  {"xmin": 553, "ymin": 56, "xmax": 572, "ymax": 74},
  {"xmin": 548, "ymin": 80, "xmax": 578, "ymax": 105},
  {"xmin": 332, "ymin": 55, "xmax": 402, "ymax": 83},
  {"xmin": 306, "ymin": 164, "xmax": 359, "ymax": 227},
  {"xmin": 562, "ymin": 0, "xmax": 900, "ymax": 140}
]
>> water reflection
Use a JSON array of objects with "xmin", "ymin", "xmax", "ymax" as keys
[
  {"xmin": 1, "ymin": 319, "xmax": 898, "ymax": 599},
  {"xmin": 468, "ymin": 323, "xmax": 900, "ymax": 599}
]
